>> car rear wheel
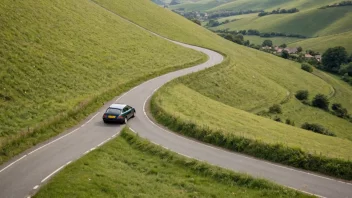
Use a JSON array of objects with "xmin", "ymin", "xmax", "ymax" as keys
[{"xmin": 132, "ymin": 111, "xmax": 135, "ymax": 118}]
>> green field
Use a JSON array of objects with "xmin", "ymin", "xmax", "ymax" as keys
[
  {"xmin": 212, "ymin": 6, "xmax": 352, "ymax": 37},
  {"xmin": 204, "ymin": 0, "xmax": 352, "ymax": 52},
  {"xmin": 99, "ymin": 0, "xmax": 352, "ymax": 167},
  {"xmin": 35, "ymin": 128, "xmax": 309, "ymax": 198},
  {"xmin": 244, "ymin": 35, "xmax": 303, "ymax": 46},
  {"xmin": 171, "ymin": 0, "xmax": 230, "ymax": 12},
  {"xmin": 0, "ymin": 0, "xmax": 206, "ymax": 163},
  {"xmin": 209, "ymin": 0, "xmax": 342, "ymax": 12},
  {"xmin": 288, "ymin": 31, "xmax": 352, "ymax": 53}
]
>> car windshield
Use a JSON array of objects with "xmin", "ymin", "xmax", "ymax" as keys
[{"xmin": 106, "ymin": 108, "xmax": 121, "ymax": 115}]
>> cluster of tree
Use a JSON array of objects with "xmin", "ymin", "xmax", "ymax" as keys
[
  {"xmin": 321, "ymin": 46, "xmax": 352, "ymax": 85},
  {"xmin": 301, "ymin": 123, "xmax": 336, "ymax": 137},
  {"xmin": 295, "ymin": 90, "xmax": 351, "ymax": 120},
  {"xmin": 208, "ymin": 10, "xmax": 262, "ymax": 19},
  {"xmin": 319, "ymin": 1, "xmax": 352, "ymax": 9},
  {"xmin": 258, "ymin": 8, "xmax": 299, "ymax": 17},
  {"xmin": 221, "ymin": 33, "xmax": 250, "ymax": 46},
  {"xmin": 214, "ymin": 29, "xmax": 306, "ymax": 39},
  {"xmin": 206, "ymin": 19, "xmax": 236, "ymax": 27}
]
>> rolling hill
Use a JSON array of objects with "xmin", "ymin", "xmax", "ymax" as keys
[
  {"xmin": 2, "ymin": 0, "xmax": 351, "ymax": 182},
  {"xmin": 105, "ymin": 0, "xmax": 352, "ymax": 177},
  {"xmin": 0, "ymin": 0, "xmax": 206, "ymax": 162}
]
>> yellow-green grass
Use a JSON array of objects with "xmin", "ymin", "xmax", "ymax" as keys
[
  {"xmin": 244, "ymin": 35, "xmax": 303, "ymax": 46},
  {"xmin": 170, "ymin": 0, "xmax": 228, "ymax": 12},
  {"xmin": 153, "ymin": 83, "xmax": 352, "ymax": 160},
  {"xmin": 94, "ymin": 0, "xmax": 352, "ymax": 160},
  {"xmin": 288, "ymin": 31, "xmax": 352, "ymax": 53},
  {"xmin": 35, "ymin": 128, "xmax": 310, "ymax": 198},
  {"xmin": 0, "ymin": 0, "xmax": 206, "ymax": 163},
  {"xmin": 212, "ymin": 7, "xmax": 352, "ymax": 37},
  {"xmin": 209, "ymin": 0, "xmax": 342, "ymax": 12}
]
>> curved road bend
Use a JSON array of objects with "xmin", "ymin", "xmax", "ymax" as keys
[{"xmin": 0, "ymin": 9, "xmax": 351, "ymax": 198}]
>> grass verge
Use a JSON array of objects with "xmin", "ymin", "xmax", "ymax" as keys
[{"xmin": 34, "ymin": 128, "xmax": 311, "ymax": 198}]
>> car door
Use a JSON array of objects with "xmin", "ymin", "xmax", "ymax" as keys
[{"xmin": 123, "ymin": 106, "xmax": 132, "ymax": 119}]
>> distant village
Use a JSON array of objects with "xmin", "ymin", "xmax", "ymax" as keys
[{"xmin": 262, "ymin": 46, "xmax": 322, "ymax": 62}]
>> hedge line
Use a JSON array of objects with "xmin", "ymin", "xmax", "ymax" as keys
[
  {"xmin": 150, "ymin": 97, "xmax": 352, "ymax": 180},
  {"xmin": 121, "ymin": 128, "xmax": 307, "ymax": 196}
]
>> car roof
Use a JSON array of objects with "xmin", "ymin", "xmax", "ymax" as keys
[{"xmin": 109, "ymin": 104, "xmax": 127, "ymax": 109}]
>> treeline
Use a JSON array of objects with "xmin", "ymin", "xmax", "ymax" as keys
[
  {"xmin": 214, "ymin": 29, "xmax": 307, "ymax": 39},
  {"xmin": 208, "ymin": 10, "xmax": 262, "ymax": 19},
  {"xmin": 258, "ymin": 8, "xmax": 299, "ymax": 17},
  {"xmin": 319, "ymin": 1, "xmax": 352, "ymax": 9},
  {"xmin": 206, "ymin": 19, "xmax": 237, "ymax": 27},
  {"xmin": 321, "ymin": 47, "xmax": 352, "ymax": 86}
]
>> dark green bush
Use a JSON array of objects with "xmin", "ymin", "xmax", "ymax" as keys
[
  {"xmin": 285, "ymin": 119, "xmax": 295, "ymax": 126},
  {"xmin": 332, "ymin": 103, "xmax": 349, "ymax": 118},
  {"xmin": 312, "ymin": 94, "xmax": 330, "ymax": 110},
  {"xmin": 301, "ymin": 63, "xmax": 313, "ymax": 72},
  {"xmin": 151, "ymin": 98, "xmax": 352, "ymax": 180},
  {"xmin": 274, "ymin": 117, "xmax": 282, "ymax": 122},
  {"xmin": 301, "ymin": 123, "xmax": 336, "ymax": 136},
  {"xmin": 269, "ymin": 104, "xmax": 282, "ymax": 114},
  {"xmin": 295, "ymin": 90, "xmax": 309, "ymax": 100}
]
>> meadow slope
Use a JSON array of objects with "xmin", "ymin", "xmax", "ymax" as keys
[{"xmin": 0, "ymin": 0, "xmax": 206, "ymax": 163}]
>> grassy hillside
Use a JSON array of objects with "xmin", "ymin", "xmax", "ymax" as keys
[
  {"xmin": 171, "ymin": 0, "xmax": 230, "ymax": 12},
  {"xmin": 153, "ymin": 83, "xmax": 352, "ymax": 159},
  {"xmin": 210, "ymin": 0, "xmax": 341, "ymax": 12},
  {"xmin": 0, "ymin": 0, "xmax": 206, "ymax": 163},
  {"xmin": 288, "ymin": 31, "xmax": 352, "ymax": 53},
  {"xmin": 97, "ymin": 0, "xmax": 352, "ymax": 173},
  {"xmin": 213, "ymin": 6, "xmax": 352, "ymax": 37},
  {"xmin": 35, "ymin": 129, "xmax": 309, "ymax": 198}
]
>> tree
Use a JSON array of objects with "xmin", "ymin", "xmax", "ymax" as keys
[
  {"xmin": 244, "ymin": 40, "xmax": 250, "ymax": 46},
  {"xmin": 322, "ymin": 46, "xmax": 348, "ymax": 73},
  {"xmin": 349, "ymin": 54, "xmax": 352, "ymax": 62},
  {"xmin": 339, "ymin": 62, "xmax": 352, "ymax": 76},
  {"xmin": 262, "ymin": 40, "xmax": 273, "ymax": 47},
  {"xmin": 269, "ymin": 104, "xmax": 282, "ymax": 114},
  {"xmin": 297, "ymin": 46, "xmax": 303, "ymax": 53},
  {"xmin": 224, "ymin": 34, "xmax": 234, "ymax": 42},
  {"xmin": 301, "ymin": 63, "xmax": 313, "ymax": 72},
  {"xmin": 279, "ymin": 43, "xmax": 287, "ymax": 48},
  {"xmin": 281, "ymin": 50, "xmax": 289, "ymax": 59},
  {"xmin": 312, "ymin": 94, "xmax": 329, "ymax": 110},
  {"xmin": 191, "ymin": 19, "xmax": 201, "ymax": 25},
  {"xmin": 332, "ymin": 103, "xmax": 348, "ymax": 118},
  {"xmin": 295, "ymin": 90, "xmax": 309, "ymax": 100}
]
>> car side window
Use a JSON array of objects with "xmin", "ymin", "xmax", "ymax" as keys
[{"xmin": 123, "ymin": 107, "xmax": 129, "ymax": 112}]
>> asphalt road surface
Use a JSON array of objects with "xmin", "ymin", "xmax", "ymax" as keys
[{"xmin": 1, "ymin": 6, "xmax": 351, "ymax": 198}]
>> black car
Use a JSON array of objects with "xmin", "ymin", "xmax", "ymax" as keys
[{"xmin": 102, "ymin": 104, "xmax": 135, "ymax": 124}]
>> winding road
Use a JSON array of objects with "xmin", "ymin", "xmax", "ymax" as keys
[{"xmin": 1, "ymin": 7, "xmax": 352, "ymax": 198}]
